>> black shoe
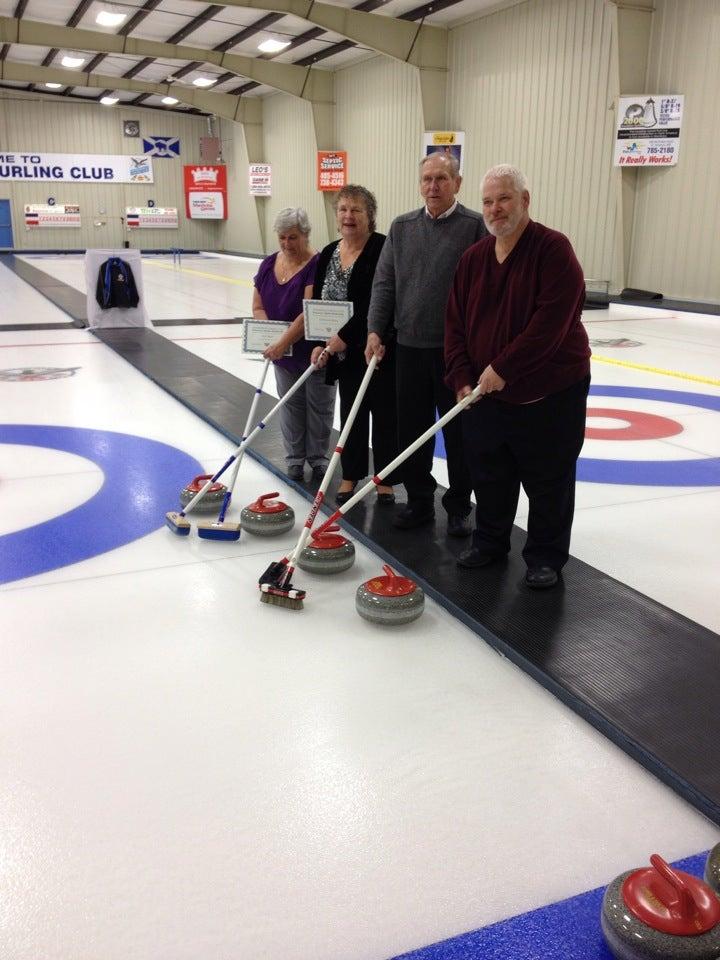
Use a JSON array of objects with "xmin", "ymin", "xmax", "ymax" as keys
[
  {"xmin": 393, "ymin": 502, "xmax": 435, "ymax": 529},
  {"xmin": 335, "ymin": 487, "xmax": 356, "ymax": 505},
  {"xmin": 456, "ymin": 547, "xmax": 499, "ymax": 569},
  {"xmin": 311, "ymin": 464, "xmax": 327, "ymax": 482},
  {"xmin": 287, "ymin": 464, "xmax": 304, "ymax": 481},
  {"xmin": 447, "ymin": 514, "xmax": 472, "ymax": 538},
  {"xmin": 376, "ymin": 492, "xmax": 395, "ymax": 505},
  {"xmin": 525, "ymin": 566, "xmax": 559, "ymax": 589}
]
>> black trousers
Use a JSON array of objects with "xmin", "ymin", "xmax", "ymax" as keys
[
  {"xmin": 395, "ymin": 344, "xmax": 472, "ymax": 516},
  {"xmin": 462, "ymin": 376, "xmax": 590, "ymax": 570},
  {"xmin": 337, "ymin": 352, "xmax": 401, "ymax": 484}
]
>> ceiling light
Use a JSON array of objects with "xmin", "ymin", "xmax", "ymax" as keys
[
  {"xmin": 257, "ymin": 38, "xmax": 291, "ymax": 53},
  {"xmin": 61, "ymin": 54, "xmax": 86, "ymax": 68},
  {"xmin": 162, "ymin": 96, "xmax": 179, "ymax": 105},
  {"xmin": 45, "ymin": 82, "xmax": 63, "ymax": 89},
  {"xmin": 96, "ymin": 9, "xmax": 127, "ymax": 27},
  {"xmin": 192, "ymin": 76, "xmax": 216, "ymax": 87},
  {"xmin": 100, "ymin": 95, "xmax": 119, "ymax": 105}
]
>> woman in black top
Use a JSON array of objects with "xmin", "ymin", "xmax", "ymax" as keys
[{"xmin": 311, "ymin": 185, "xmax": 399, "ymax": 504}]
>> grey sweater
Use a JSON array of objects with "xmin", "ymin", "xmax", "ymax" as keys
[{"xmin": 367, "ymin": 203, "xmax": 486, "ymax": 348}]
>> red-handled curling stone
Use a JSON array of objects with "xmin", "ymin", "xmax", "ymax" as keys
[
  {"xmin": 179, "ymin": 474, "xmax": 227, "ymax": 514},
  {"xmin": 355, "ymin": 565, "xmax": 424, "ymax": 625},
  {"xmin": 706, "ymin": 844, "xmax": 720, "ymax": 896},
  {"xmin": 601, "ymin": 853, "xmax": 720, "ymax": 960},
  {"xmin": 240, "ymin": 492, "xmax": 295, "ymax": 536},
  {"xmin": 296, "ymin": 524, "xmax": 355, "ymax": 574}
]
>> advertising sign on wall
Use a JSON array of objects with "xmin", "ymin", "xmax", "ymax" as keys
[
  {"xmin": 614, "ymin": 95, "xmax": 684, "ymax": 167},
  {"xmin": 249, "ymin": 163, "xmax": 272, "ymax": 197},
  {"xmin": 317, "ymin": 151, "xmax": 347, "ymax": 192},
  {"xmin": 1, "ymin": 152, "xmax": 153, "ymax": 184},
  {"xmin": 24, "ymin": 203, "xmax": 81, "ymax": 228},
  {"xmin": 422, "ymin": 131, "xmax": 465, "ymax": 173},
  {"xmin": 126, "ymin": 207, "xmax": 179, "ymax": 229},
  {"xmin": 183, "ymin": 164, "xmax": 228, "ymax": 219}
]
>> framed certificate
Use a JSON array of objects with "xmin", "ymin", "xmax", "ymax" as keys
[
  {"xmin": 242, "ymin": 318, "xmax": 292, "ymax": 356},
  {"xmin": 303, "ymin": 299, "xmax": 352, "ymax": 341}
]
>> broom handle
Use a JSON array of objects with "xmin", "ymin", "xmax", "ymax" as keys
[
  {"xmin": 313, "ymin": 382, "xmax": 483, "ymax": 537},
  {"xmin": 181, "ymin": 350, "xmax": 330, "ymax": 515},
  {"xmin": 224, "ymin": 358, "xmax": 272, "ymax": 496},
  {"xmin": 283, "ymin": 355, "xmax": 378, "ymax": 576}
]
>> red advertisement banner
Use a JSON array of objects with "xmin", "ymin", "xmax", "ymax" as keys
[{"xmin": 183, "ymin": 164, "xmax": 228, "ymax": 219}]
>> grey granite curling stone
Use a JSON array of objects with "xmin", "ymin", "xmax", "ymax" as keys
[
  {"xmin": 705, "ymin": 844, "xmax": 720, "ymax": 896},
  {"xmin": 179, "ymin": 474, "xmax": 227, "ymax": 514},
  {"xmin": 355, "ymin": 565, "xmax": 424, "ymax": 625},
  {"xmin": 240, "ymin": 492, "xmax": 295, "ymax": 536},
  {"xmin": 601, "ymin": 854, "xmax": 720, "ymax": 960},
  {"xmin": 297, "ymin": 528, "xmax": 355, "ymax": 574}
]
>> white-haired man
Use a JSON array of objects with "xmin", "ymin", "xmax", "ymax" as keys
[
  {"xmin": 365, "ymin": 153, "xmax": 486, "ymax": 536},
  {"xmin": 444, "ymin": 165, "xmax": 591, "ymax": 588}
]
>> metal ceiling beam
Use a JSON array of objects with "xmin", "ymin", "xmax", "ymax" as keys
[
  {"xmin": 99, "ymin": 7, "xmax": 227, "ymax": 103},
  {"xmin": 153, "ymin": 0, "xmax": 447, "ymax": 67},
  {"xmin": 69, "ymin": 0, "xmax": 203, "ymax": 98},
  {"xmin": 226, "ymin": 0, "xmax": 456, "ymax": 95},
  {"xmin": 0, "ymin": 58, "xmax": 262, "ymax": 123},
  {"xmin": 127, "ymin": 11, "xmax": 286, "ymax": 107},
  {"xmin": 0, "ymin": 0, "xmax": 29, "ymax": 62},
  {"xmin": 0, "ymin": 17, "xmax": 334, "ymax": 102}
]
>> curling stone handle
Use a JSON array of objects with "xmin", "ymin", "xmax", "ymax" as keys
[
  {"xmin": 649, "ymin": 854, "xmax": 696, "ymax": 916},
  {"xmin": 257, "ymin": 492, "xmax": 279, "ymax": 505},
  {"xmin": 382, "ymin": 565, "xmax": 397, "ymax": 578}
]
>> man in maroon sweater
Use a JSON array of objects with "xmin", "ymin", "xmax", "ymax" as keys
[{"xmin": 444, "ymin": 165, "xmax": 591, "ymax": 588}]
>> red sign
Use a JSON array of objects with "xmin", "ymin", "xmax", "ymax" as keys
[
  {"xmin": 183, "ymin": 164, "xmax": 228, "ymax": 219},
  {"xmin": 317, "ymin": 151, "xmax": 347, "ymax": 192}
]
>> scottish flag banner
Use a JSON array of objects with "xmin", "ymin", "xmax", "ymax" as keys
[{"xmin": 142, "ymin": 137, "xmax": 181, "ymax": 159}]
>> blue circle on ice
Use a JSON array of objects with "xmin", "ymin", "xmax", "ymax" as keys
[
  {"xmin": 434, "ymin": 385, "xmax": 720, "ymax": 487},
  {"xmin": 578, "ymin": 386, "xmax": 720, "ymax": 486},
  {"xmin": 0, "ymin": 424, "xmax": 203, "ymax": 585}
]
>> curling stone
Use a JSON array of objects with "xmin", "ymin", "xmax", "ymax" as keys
[
  {"xmin": 179, "ymin": 474, "xmax": 227, "ymax": 514},
  {"xmin": 355, "ymin": 565, "xmax": 424, "ymax": 625},
  {"xmin": 240, "ymin": 492, "xmax": 295, "ymax": 536},
  {"xmin": 601, "ymin": 853, "xmax": 720, "ymax": 960},
  {"xmin": 705, "ymin": 844, "xmax": 720, "ymax": 896},
  {"xmin": 297, "ymin": 525, "xmax": 355, "ymax": 574}
]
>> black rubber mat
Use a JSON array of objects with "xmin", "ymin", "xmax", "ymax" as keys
[
  {"xmin": 93, "ymin": 326, "xmax": 720, "ymax": 827},
  {"xmin": 1, "ymin": 253, "xmax": 87, "ymax": 326}
]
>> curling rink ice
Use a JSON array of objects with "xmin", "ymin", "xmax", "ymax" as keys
[{"xmin": 1, "ymin": 251, "xmax": 719, "ymax": 960}]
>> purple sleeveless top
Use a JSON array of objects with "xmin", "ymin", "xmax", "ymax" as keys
[{"xmin": 253, "ymin": 252, "xmax": 318, "ymax": 372}]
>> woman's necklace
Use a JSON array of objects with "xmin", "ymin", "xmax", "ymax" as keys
[
  {"xmin": 277, "ymin": 252, "xmax": 304, "ymax": 283},
  {"xmin": 339, "ymin": 238, "xmax": 365, "ymax": 271}
]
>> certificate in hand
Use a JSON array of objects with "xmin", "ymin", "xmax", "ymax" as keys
[
  {"xmin": 303, "ymin": 299, "xmax": 353, "ymax": 341},
  {"xmin": 243, "ymin": 318, "xmax": 292, "ymax": 356}
]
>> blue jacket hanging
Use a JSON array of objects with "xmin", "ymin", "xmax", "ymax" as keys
[{"xmin": 95, "ymin": 257, "xmax": 140, "ymax": 309}]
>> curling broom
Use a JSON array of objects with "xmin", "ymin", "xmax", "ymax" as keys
[
  {"xmin": 166, "ymin": 349, "xmax": 331, "ymax": 535},
  {"xmin": 259, "ymin": 355, "xmax": 378, "ymax": 608},
  {"xmin": 259, "ymin": 377, "xmax": 482, "ymax": 609},
  {"xmin": 196, "ymin": 359, "xmax": 271, "ymax": 541}
]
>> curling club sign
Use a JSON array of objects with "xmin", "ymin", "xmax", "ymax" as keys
[{"xmin": 0, "ymin": 152, "xmax": 154, "ymax": 183}]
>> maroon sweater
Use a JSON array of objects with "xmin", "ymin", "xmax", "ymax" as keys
[{"xmin": 444, "ymin": 220, "xmax": 590, "ymax": 404}]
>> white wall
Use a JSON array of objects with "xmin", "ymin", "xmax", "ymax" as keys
[
  {"xmin": 0, "ymin": 90, "xmax": 221, "ymax": 251},
  {"xmin": 219, "ymin": 117, "xmax": 265, "ymax": 256},
  {"xmin": 334, "ymin": 56, "xmax": 425, "ymax": 234},
  {"xmin": 447, "ymin": 0, "xmax": 618, "ymax": 285},
  {"xmin": 260, "ymin": 94, "xmax": 330, "ymax": 253},
  {"xmin": 627, "ymin": 0, "xmax": 720, "ymax": 302}
]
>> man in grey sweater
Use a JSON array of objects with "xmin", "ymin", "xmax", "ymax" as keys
[{"xmin": 365, "ymin": 153, "xmax": 487, "ymax": 533}]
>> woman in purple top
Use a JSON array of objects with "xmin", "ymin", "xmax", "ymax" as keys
[{"xmin": 252, "ymin": 207, "xmax": 336, "ymax": 482}]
